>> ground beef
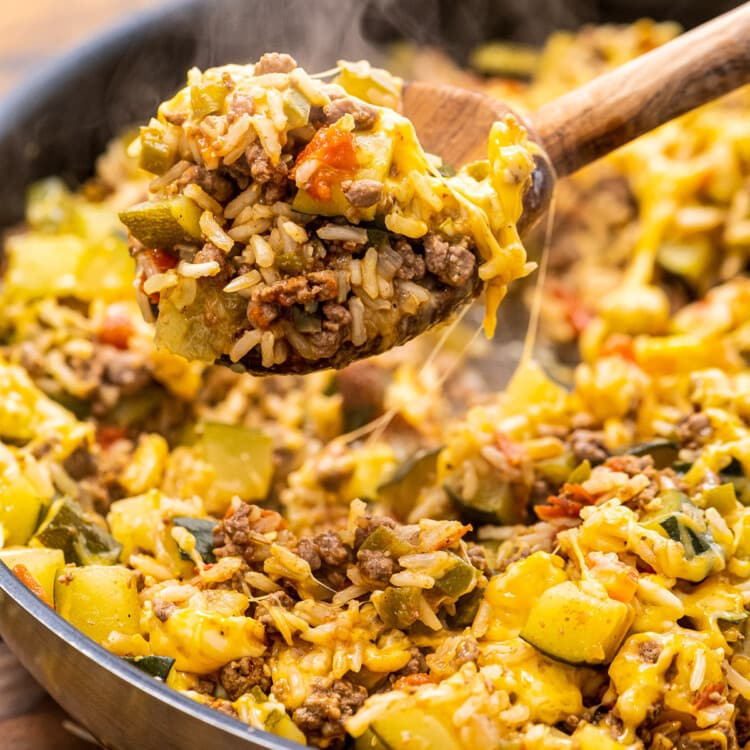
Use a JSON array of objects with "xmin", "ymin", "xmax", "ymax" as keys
[
  {"xmin": 322, "ymin": 97, "xmax": 379, "ymax": 130},
  {"xmin": 308, "ymin": 330, "xmax": 345, "ymax": 360},
  {"xmin": 252, "ymin": 271, "xmax": 338, "ymax": 307},
  {"xmin": 353, "ymin": 514, "xmax": 398, "ymax": 549},
  {"xmin": 466, "ymin": 545, "xmax": 489, "ymax": 574},
  {"xmin": 247, "ymin": 302, "xmax": 280, "ymax": 329},
  {"xmin": 227, "ymin": 93, "xmax": 254, "ymax": 121},
  {"xmin": 423, "ymin": 233, "xmax": 476, "ymax": 287},
  {"xmin": 297, "ymin": 531, "xmax": 351, "ymax": 589},
  {"xmin": 292, "ymin": 679, "xmax": 367, "ymax": 748},
  {"xmin": 153, "ymin": 600, "xmax": 176, "ymax": 622},
  {"xmin": 194, "ymin": 242, "xmax": 232, "ymax": 285},
  {"xmin": 677, "ymin": 412, "xmax": 712, "ymax": 448},
  {"xmin": 173, "ymin": 165, "xmax": 234, "ymax": 203},
  {"xmin": 341, "ymin": 179, "xmax": 383, "ymax": 207},
  {"xmin": 356, "ymin": 548, "xmax": 399, "ymax": 583},
  {"xmin": 391, "ymin": 649, "xmax": 427, "ymax": 681},
  {"xmin": 321, "ymin": 302, "xmax": 352, "ymax": 333},
  {"xmin": 219, "ymin": 656, "xmax": 271, "ymax": 700},
  {"xmin": 569, "ymin": 428, "xmax": 609, "ymax": 464},
  {"xmin": 62, "ymin": 446, "xmax": 98, "ymax": 480},
  {"xmin": 253, "ymin": 52, "xmax": 297, "ymax": 76},
  {"xmin": 637, "ymin": 639, "xmax": 662, "ymax": 664},
  {"xmin": 245, "ymin": 142, "xmax": 288, "ymax": 186},
  {"xmin": 213, "ymin": 503, "xmax": 292, "ymax": 564},
  {"xmin": 393, "ymin": 238, "xmax": 425, "ymax": 281}
]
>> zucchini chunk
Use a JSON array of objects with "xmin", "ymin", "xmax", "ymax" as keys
[
  {"xmin": 520, "ymin": 580, "xmax": 634, "ymax": 665},
  {"xmin": 0, "ymin": 547, "xmax": 65, "ymax": 603},
  {"xmin": 172, "ymin": 517, "xmax": 217, "ymax": 564},
  {"xmin": 54, "ymin": 565, "xmax": 141, "ymax": 644},
  {"xmin": 360, "ymin": 706, "xmax": 461, "ymax": 750},
  {"xmin": 123, "ymin": 655, "xmax": 176, "ymax": 681},
  {"xmin": 31, "ymin": 497, "xmax": 122, "ymax": 566},
  {"xmin": 119, "ymin": 196, "xmax": 202, "ymax": 248}
]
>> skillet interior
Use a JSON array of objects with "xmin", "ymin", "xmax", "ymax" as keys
[{"xmin": 0, "ymin": 1, "xmax": 743, "ymax": 748}]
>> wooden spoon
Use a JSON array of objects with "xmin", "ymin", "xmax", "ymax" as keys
[{"xmin": 403, "ymin": 1, "xmax": 750, "ymax": 230}]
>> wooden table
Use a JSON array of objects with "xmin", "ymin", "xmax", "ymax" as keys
[{"xmin": 1, "ymin": 5, "xmax": 164, "ymax": 746}]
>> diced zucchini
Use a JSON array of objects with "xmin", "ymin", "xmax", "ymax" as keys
[
  {"xmin": 154, "ymin": 282, "xmax": 246, "ymax": 362},
  {"xmin": 641, "ymin": 490, "xmax": 725, "ymax": 582},
  {"xmin": 355, "ymin": 728, "xmax": 390, "ymax": 750},
  {"xmin": 123, "ymin": 654, "xmax": 176, "ymax": 681},
  {"xmin": 624, "ymin": 439, "xmax": 679, "ymax": 469},
  {"xmin": 198, "ymin": 422, "xmax": 273, "ymax": 503},
  {"xmin": 0, "ymin": 456, "xmax": 46, "ymax": 546},
  {"xmin": 31, "ymin": 497, "xmax": 122, "ymax": 566},
  {"xmin": 444, "ymin": 479, "xmax": 524, "ymax": 526},
  {"xmin": 292, "ymin": 184, "xmax": 351, "ymax": 218},
  {"xmin": 265, "ymin": 709, "xmax": 307, "ymax": 744},
  {"xmin": 54, "ymin": 565, "xmax": 141, "ymax": 644},
  {"xmin": 372, "ymin": 586, "xmax": 421, "ymax": 630},
  {"xmin": 520, "ymin": 581, "xmax": 634, "ymax": 665},
  {"xmin": 172, "ymin": 517, "xmax": 217, "ymax": 563},
  {"xmin": 377, "ymin": 447, "xmax": 442, "ymax": 520},
  {"xmin": 282, "ymin": 89, "xmax": 311, "ymax": 130},
  {"xmin": 535, "ymin": 453, "xmax": 576, "ymax": 486},
  {"xmin": 0, "ymin": 547, "xmax": 65, "ymax": 603},
  {"xmin": 360, "ymin": 525, "xmax": 415, "ymax": 559},
  {"xmin": 566, "ymin": 460, "xmax": 592, "ymax": 486},
  {"xmin": 720, "ymin": 458, "xmax": 750, "ymax": 505},
  {"xmin": 190, "ymin": 82, "xmax": 228, "ymax": 119},
  {"xmin": 434, "ymin": 554, "xmax": 476, "ymax": 598},
  {"xmin": 364, "ymin": 706, "xmax": 461, "ymax": 750},
  {"xmin": 119, "ymin": 197, "xmax": 202, "ymax": 248},
  {"xmin": 139, "ymin": 125, "xmax": 176, "ymax": 175}
]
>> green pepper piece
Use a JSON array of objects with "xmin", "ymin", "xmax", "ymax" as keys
[
  {"xmin": 139, "ymin": 126, "xmax": 175, "ymax": 175},
  {"xmin": 123, "ymin": 655, "xmax": 176, "ymax": 681},
  {"xmin": 373, "ymin": 586, "xmax": 421, "ymax": 630},
  {"xmin": 446, "ymin": 587, "xmax": 484, "ymax": 629},
  {"xmin": 625, "ymin": 439, "xmax": 679, "ymax": 469},
  {"xmin": 119, "ymin": 197, "xmax": 203, "ymax": 248},
  {"xmin": 434, "ymin": 554, "xmax": 476, "ymax": 598},
  {"xmin": 190, "ymin": 82, "xmax": 228, "ymax": 119},
  {"xmin": 282, "ymin": 89, "xmax": 311, "ymax": 130},
  {"xmin": 31, "ymin": 497, "xmax": 122, "ymax": 566},
  {"xmin": 566, "ymin": 460, "xmax": 592, "ymax": 486},
  {"xmin": 276, "ymin": 248, "xmax": 308, "ymax": 275},
  {"xmin": 172, "ymin": 517, "xmax": 217, "ymax": 563},
  {"xmin": 360, "ymin": 525, "xmax": 415, "ymax": 559},
  {"xmin": 378, "ymin": 447, "xmax": 442, "ymax": 520},
  {"xmin": 291, "ymin": 306, "xmax": 322, "ymax": 333}
]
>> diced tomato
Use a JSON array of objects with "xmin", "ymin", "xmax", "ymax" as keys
[
  {"xmin": 587, "ymin": 554, "xmax": 639, "ymax": 602},
  {"xmin": 293, "ymin": 125, "xmax": 358, "ymax": 201},
  {"xmin": 392, "ymin": 673, "xmax": 433, "ymax": 690},
  {"xmin": 600, "ymin": 334, "xmax": 636, "ymax": 362},
  {"xmin": 98, "ymin": 305, "xmax": 135, "ymax": 350},
  {"xmin": 144, "ymin": 248, "xmax": 179, "ymax": 274},
  {"xmin": 693, "ymin": 682, "xmax": 724, "ymax": 710},
  {"xmin": 548, "ymin": 281, "xmax": 593, "ymax": 335},
  {"xmin": 534, "ymin": 482, "xmax": 596, "ymax": 521},
  {"xmin": 12, "ymin": 564, "xmax": 53, "ymax": 608},
  {"xmin": 96, "ymin": 425, "xmax": 128, "ymax": 448}
]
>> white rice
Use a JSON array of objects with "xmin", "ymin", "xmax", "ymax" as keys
[
  {"xmin": 227, "ymin": 219, "xmax": 272, "ymax": 241},
  {"xmin": 251, "ymin": 235, "xmax": 276, "ymax": 268},
  {"xmin": 224, "ymin": 270, "xmax": 262, "ymax": 293},
  {"xmin": 183, "ymin": 183, "xmax": 223, "ymax": 215},
  {"xmin": 349, "ymin": 259, "xmax": 362, "ymax": 286},
  {"xmin": 362, "ymin": 246, "xmax": 380, "ymax": 299},
  {"xmin": 177, "ymin": 259, "xmax": 221, "ymax": 278},
  {"xmin": 224, "ymin": 184, "xmax": 262, "ymax": 219},
  {"xmin": 261, "ymin": 331, "xmax": 276, "ymax": 368},
  {"xmin": 229, "ymin": 329, "xmax": 263, "ymax": 362},
  {"xmin": 281, "ymin": 221, "xmax": 308, "ymax": 244},
  {"xmin": 148, "ymin": 159, "xmax": 191, "ymax": 191},
  {"xmin": 199, "ymin": 210, "xmax": 234, "ymax": 252},
  {"xmin": 251, "ymin": 114, "xmax": 281, "ymax": 164},
  {"xmin": 143, "ymin": 270, "xmax": 179, "ymax": 295},
  {"xmin": 316, "ymin": 224, "xmax": 369, "ymax": 243},
  {"xmin": 289, "ymin": 68, "xmax": 330, "ymax": 106},
  {"xmin": 349, "ymin": 296, "xmax": 366, "ymax": 346}
]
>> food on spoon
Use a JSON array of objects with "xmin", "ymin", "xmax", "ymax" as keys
[{"xmin": 120, "ymin": 55, "xmax": 534, "ymax": 373}]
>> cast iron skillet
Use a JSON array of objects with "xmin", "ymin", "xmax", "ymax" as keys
[{"xmin": 0, "ymin": 0, "xmax": 742, "ymax": 748}]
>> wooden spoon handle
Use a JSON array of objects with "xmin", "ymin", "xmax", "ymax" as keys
[{"xmin": 532, "ymin": 2, "xmax": 750, "ymax": 177}]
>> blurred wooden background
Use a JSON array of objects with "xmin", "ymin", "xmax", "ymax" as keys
[{"xmin": 1, "ymin": 3, "xmax": 163, "ymax": 746}]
